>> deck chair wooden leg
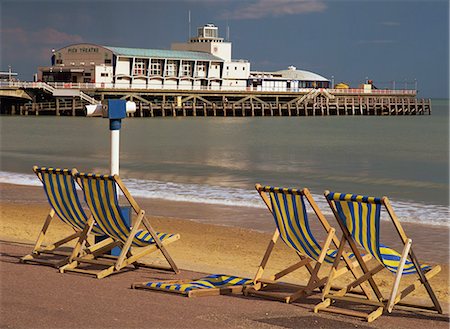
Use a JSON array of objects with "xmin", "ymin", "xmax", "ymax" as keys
[
  {"xmin": 392, "ymin": 265, "xmax": 442, "ymax": 312},
  {"xmin": 45, "ymin": 232, "xmax": 81, "ymax": 251},
  {"xmin": 409, "ymin": 252, "xmax": 443, "ymax": 314},
  {"xmin": 293, "ymin": 227, "xmax": 335, "ymax": 301},
  {"xmin": 122, "ymin": 234, "xmax": 180, "ymax": 269},
  {"xmin": 340, "ymin": 264, "xmax": 385, "ymax": 297},
  {"xmin": 115, "ymin": 211, "xmax": 144, "ymax": 271},
  {"xmin": 85, "ymin": 237, "xmax": 116, "ymax": 254},
  {"xmin": 321, "ymin": 233, "xmax": 347, "ymax": 299},
  {"xmin": 252, "ymin": 230, "xmax": 280, "ymax": 290},
  {"xmin": 384, "ymin": 198, "xmax": 443, "ymax": 314},
  {"xmin": 288, "ymin": 263, "xmax": 329, "ymax": 303},
  {"xmin": 344, "ymin": 234, "xmax": 383, "ymax": 301},
  {"xmin": 141, "ymin": 215, "xmax": 179, "ymax": 273},
  {"xmin": 114, "ymin": 176, "xmax": 180, "ymax": 274},
  {"xmin": 271, "ymin": 257, "xmax": 312, "ymax": 282},
  {"xmin": 68, "ymin": 217, "xmax": 95, "ymax": 263},
  {"xmin": 312, "ymin": 228, "xmax": 335, "ymax": 280},
  {"xmin": 387, "ymin": 238, "xmax": 411, "ymax": 313},
  {"xmin": 34, "ymin": 209, "xmax": 55, "ymax": 251},
  {"xmin": 303, "ymin": 256, "xmax": 316, "ymax": 277},
  {"xmin": 286, "ymin": 229, "xmax": 334, "ymax": 304},
  {"xmin": 21, "ymin": 209, "xmax": 55, "ymax": 262},
  {"xmin": 332, "ymin": 253, "xmax": 372, "ymax": 280}
]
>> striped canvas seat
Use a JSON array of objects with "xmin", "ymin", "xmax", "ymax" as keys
[
  {"xmin": 134, "ymin": 230, "xmax": 177, "ymax": 246},
  {"xmin": 326, "ymin": 192, "xmax": 429, "ymax": 275},
  {"xmin": 266, "ymin": 186, "xmax": 352, "ymax": 263},
  {"xmin": 76, "ymin": 173, "xmax": 176, "ymax": 247},
  {"xmin": 60, "ymin": 171, "xmax": 180, "ymax": 279},
  {"xmin": 36, "ymin": 167, "xmax": 104, "ymax": 235},
  {"xmin": 379, "ymin": 244, "xmax": 430, "ymax": 274},
  {"xmin": 315, "ymin": 191, "xmax": 442, "ymax": 322},
  {"xmin": 21, "ymin": 166, "xmax": 101, "ymax": 268},
  {"xmin": 140, "ymin": 274, "xmax": 253, "ymax": 295}
]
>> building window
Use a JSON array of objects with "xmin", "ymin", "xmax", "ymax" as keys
[
  {"xmin": 196, "ymin": 61, "xmax": 207, "ymax": 77},
  {"xmin": 181, "ymin": 61, "xmax": 193, "ymax": 77},
  {"xmin": 166, "ymin": 60, "xmax": 178, "ymax": 77},
  {"xmin": 150, "ymin": 59, "xmax": 163, "ymax": 76},
  {"xmin": 133, "ymin": 58, "xmax": 146, "ymax": 76},
  {"xmin": 56, "ymin": 59, "xmax": 63, "ymax": 64},
  {"xmin": 105, "ymin": 59, "xmax": 112, "ymax": 64},
  {"xmin": 101, "ymin": 73, "xmax": 109, "ymax": 77}
]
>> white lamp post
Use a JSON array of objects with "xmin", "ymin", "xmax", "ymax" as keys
[{"xmin": 86, "ymin": 100, "xmax": 136, "ymax": 175}]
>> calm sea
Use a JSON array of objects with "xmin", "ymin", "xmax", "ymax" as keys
[{"xmin": 1, "ymin": 99, "xmax": 448, "ymax": 226}]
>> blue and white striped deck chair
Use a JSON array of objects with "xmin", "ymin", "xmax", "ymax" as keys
[
  {"xmin": 132, "ymin": 274, "xmax": 253, "ymax": 297},
  {"xmin": 245, "ymin": 185, "xmax": 372, "ymax": 304},
  {"xmin": 315, "ymin": 191, "xmax": 442, "ymax": 322},
  {"xmin": 21, "ymin": 166, "xmax": 106, "ymax": 268},
  {"xmin": 60, "ymin": 171, "xmax": 180, "ymax": 279}
]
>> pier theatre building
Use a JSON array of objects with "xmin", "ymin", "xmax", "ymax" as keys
[{"xmin": 37, "ymin": 24, "xmax": 330, "ymax": 91}]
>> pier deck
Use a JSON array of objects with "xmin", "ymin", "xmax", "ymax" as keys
[{"xmin": 0, "ymin": 83, "xmax": 431, "ymax": 117}]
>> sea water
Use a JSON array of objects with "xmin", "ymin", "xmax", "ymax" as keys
[{"xmin": 0, "ymin": 99, "xmax": 448, "ymax": 226}]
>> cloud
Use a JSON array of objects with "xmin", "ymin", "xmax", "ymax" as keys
[
  {"xmin": 2, "ymin": 27, "xmax": 83, "ymax": 46},
  {"xmin": 357, "ymin": 39, "xmax": 395, "ymax": 45},
  {"xmin": 38, "ymin": 28, "xmax": 84, "ymax": 45},
  {"xmin": 1, "ymin": 28, "xmax": 29, "ymax": 45},
  {"xmin": 1, "ymin": 27, "xmax": 84, "ymax": 61},
  {"xmin": 380, "ymin": 21, "xmax": 401, "ymax": 27},
  {"xmin": 221, "ymin": 0, "xmax": 327, "ymax": 20}
]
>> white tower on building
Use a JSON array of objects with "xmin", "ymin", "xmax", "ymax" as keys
[{"xmin": 171, "ymin": 24, "xmax": 232, "ymax": 61}]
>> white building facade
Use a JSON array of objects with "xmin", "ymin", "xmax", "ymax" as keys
[{"xmin": 37, "ymin": 24, "xmax": 328, "ymax": 91}]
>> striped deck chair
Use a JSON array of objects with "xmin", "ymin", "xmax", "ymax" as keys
[
  {"xmin": 21, "ymin": 166, "xmax": 108, "ymax": 268},
  {"xmin": 314, "ymin": 191, "xmax": 442, "ymax": 322},
  {"xmin": 60, "ymin": 171, "xmax": 180, "ymax": 279},
  {"xmin": 132, "ymin": 274, "xmax": 253, "ymax": 297},
  {"xmin": 244, "ymin": 185, "xmax": 373, "ymax": 304}
]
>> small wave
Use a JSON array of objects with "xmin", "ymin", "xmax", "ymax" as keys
[
  {"xmin": 0, "ymin": 171, "xmax": 448, "ymax": 227},
  {"xmin": 0, "ymin": 171, "xmax": 42, "ymax": 187}
]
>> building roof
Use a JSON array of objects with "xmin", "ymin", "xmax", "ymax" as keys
[
  {"xmin": 104, "ymin": 46, "xmax": 223, "ymax": 61},
  {"xmin": 274, "ymin": 67, "xmax": 329, "ymax": 82}
]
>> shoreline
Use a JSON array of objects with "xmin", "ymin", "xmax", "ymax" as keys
[{"xmin": 1, "ymin": 182, "xmax": 449, "ymax": 303}]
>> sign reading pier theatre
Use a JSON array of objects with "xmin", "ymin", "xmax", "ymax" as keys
[{"xmin": 68, "ymin": 47, "xmax": 100, "ymax": 54}]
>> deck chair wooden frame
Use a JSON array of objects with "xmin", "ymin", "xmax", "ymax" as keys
[
  {"xmin": 60, "ymin": 170, "xmax": 180, "ymax": 279},
  {"xmin": 314, "ymin": 191, "xmax": 442, "ymax": 322},
  {"xmin": 21, "ymin": 166, "xmax": 104, "ymax": 268},
  {"xmin": 244, "ymin": 184, "xmax": 374, "ymax": 304}
]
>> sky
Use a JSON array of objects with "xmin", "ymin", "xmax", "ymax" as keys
[{"xmin": 1, "ymin": 0, "xmax": 449, "ymax": 98}]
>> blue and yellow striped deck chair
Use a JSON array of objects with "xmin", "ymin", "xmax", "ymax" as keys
[
  {"xmin": 315, "ymin": 191, "xmax": 442, "ymax": 322},
  {"xmin": 244, "ymin": 185, "xmax": 373, "ymax": 304},
  {"xmin": 21, "ymin": 166, "xmax": 107, "ymax": 268},
  {"xmin": 132, "ymin": 274, "xmax": 253, "ymax": 297},
  {"xmin": 60, "ymin": 171, "xmax": 180, "ymax": 279}
]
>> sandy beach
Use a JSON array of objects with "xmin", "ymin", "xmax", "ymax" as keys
[{"xmin": 1, "ymin": 182, "xmax": 449, "ymax": 328}]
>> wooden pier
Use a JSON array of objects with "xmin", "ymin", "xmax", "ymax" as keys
[{"xmin": 0, "ymin": 84, "xmax": 431, "ymax": 117}]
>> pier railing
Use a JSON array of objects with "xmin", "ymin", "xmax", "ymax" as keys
[{"xmin": 1, "ymin": 81, "xmax": 417, "ymax": 95}]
